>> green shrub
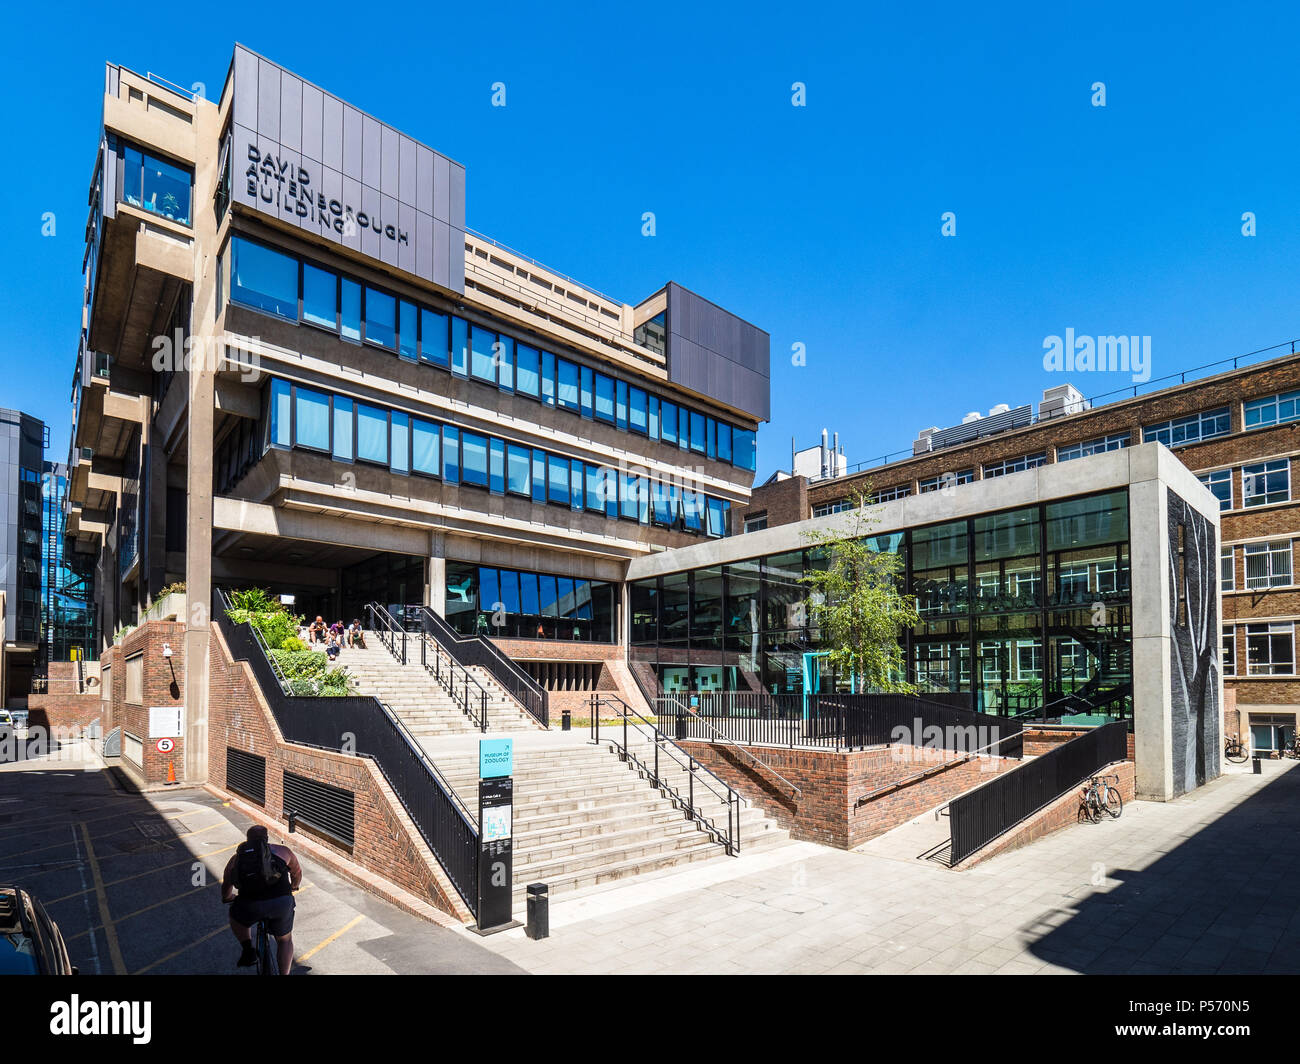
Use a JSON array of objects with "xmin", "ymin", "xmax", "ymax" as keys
[
  {"xmin": 271, "ymin": 648, "xmax": 351, "ymax": 697},
  {"xmin": 280, "ymin": 635, "xmax": 307, "ymax": 653}
]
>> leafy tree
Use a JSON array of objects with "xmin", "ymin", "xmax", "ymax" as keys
[{"xmin": 800, "ymin": 490, "xmax": 919, "ymax": 692}]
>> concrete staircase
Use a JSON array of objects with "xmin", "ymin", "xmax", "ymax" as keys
[
  {"xmin": 433, "ymin": 733, "xmax": 788, "ymax": 904},
  {"xmin": 337, "ymin": 635, "xmax": 541, "ymax": 738}
]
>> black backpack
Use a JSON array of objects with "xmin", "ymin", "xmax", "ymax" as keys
[{"xmin": 235, "ymin": 838, "xmax": 284, "ymax": 894}]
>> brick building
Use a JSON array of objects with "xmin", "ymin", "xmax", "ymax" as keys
[{"xmin": 733, "ymin": 353, "xmax": 1300, "ymax": 756}]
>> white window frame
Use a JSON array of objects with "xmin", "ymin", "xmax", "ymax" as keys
[
  {"xmin": 1057, "ymin": 433, "xmax": 1131, "ymax": 462},
  {"xmin": 1243, "ymin": 459, "xmax": 1291, "ymax": 508},
  {"xmin": 1197, "ymin": 468, "xmax": 1233, "ymax": 511},
  {"xmin": 1244, "ymin": 540, "xmax": 1292, "ymax": 590},
  {"xmin": 1221, "ymin": 545, "xmax": 1235, "ymax": 591},
  {"xmin": 1222, "ymin": 625, "xmax": 1236, "ymax": 677},
  {"xmin": 1246, "ymin": 621, "xmax": 1296, "ymax": 676}
]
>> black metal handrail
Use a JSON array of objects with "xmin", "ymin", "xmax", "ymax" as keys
[
  {"xmin": 365, "ymin": 602, "xmax": 407, "ymax": 665},
  {"xmin": 592, "ymin": 694, "xmax": 742, "ymax": 855},
  {"xmin": 665, "ymin": 691, "xmax": 1023, "ymax": 758},
  {"xmin": 412, "ymin": 605, "xmax": 548, "ymax": 728},
  {"xmin": 948, "ymin": 719, "xmax": 1129, "ymax": 864},
  {"xmin": 215, "ymin": 588, "xmax": 479, "ymax": 916},
  {"xmin": 419, "ymin": 632, "xmax": 490, "ymax": 732},
  {"xmin": 657, "ymin": 694, "xmax": 803, "ymax": 801}
]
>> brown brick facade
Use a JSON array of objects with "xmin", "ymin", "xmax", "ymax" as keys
[
  {"xmin": 26, "ymin": 663, "xmax": 104, "ymax": 734},
  {"xmin": 680, "ymin": 740, "xmax": 1021, "ymax": 849},
  {"xmin": 99, "ymin": 621, "xmax": 188, "ymax": 786},
  {"xmin": 206, "ymin": 622, "xmax": 472, "ymax": 922}
]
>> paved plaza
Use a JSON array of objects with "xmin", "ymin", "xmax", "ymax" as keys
[{"xmin": 470, "ymin": 757, "xmax": 1300, "ymax": 975}]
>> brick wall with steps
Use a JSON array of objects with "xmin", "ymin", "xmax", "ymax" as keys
[
  {"xmin": 337, "ymin": 635, "xmax": 541, "ymax": 738},
  {"xmin": 432, "ymin": 734, "xmax": 789, "ymax": 903}
]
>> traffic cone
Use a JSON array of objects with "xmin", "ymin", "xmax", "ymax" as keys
[{"xmin": 165, "ymin": 760, "xmax": 178, "ymax": 786}]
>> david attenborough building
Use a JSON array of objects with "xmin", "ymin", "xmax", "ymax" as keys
[{"xmin": 66, "ymin": 46, "xmax": 768, "ymax": 781}]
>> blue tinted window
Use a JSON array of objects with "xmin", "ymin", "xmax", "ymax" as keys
[
  {"xmin": 678, "ymin": 406, "xmax": 690, "ymax": 449},
  {"xmin": 442, "ymin": 426, "xmax": 460, "ymax": 483},
  {"xmin": 420, "ymin": 308, "xmax": 449, "ymax": 366},
  {"xmin": 594, "ymin": 374, "xmax": 615, "ymax": 422},
  {"xmin": 341, "ymin": 279, "xmax": 361, "ymax": 341},
  {"xmin": 717, "ymin": 422, "xmax": 732, "ymax": 463},
  {"xmin": 294, "ymin": 387, "xmax": 330, "ymax": 450},
  {"xmin": 733, "ymin": 429, "xmax": 757, "ymax": 471},
  {"xmin": 399, "ymin": 301, "xmax": 417, "ymax": 361},
  {"xmin": 585, "ymin": 464, "xmax": 605, "ymax": 512},
  {"xmin": 541, "ymin": 351, "xmax": 556, "ymax": 406},
  {"xmin": 390, "ymin": 412, "xmax": 409, "ymax": 474},
  {"xmin": 706, "ymin": 418, "xmax": 717, "ymax": 459},
  {"xmin": 302, "ymin": 263, "xmax": 337, "ymax": 329},
  {"xmin": 412, "ymin": 419, "xmax": 440, "ymax": 475},
  {"xmin": 480, "ymin": 568, "xmax": 499, "ymax": 611},
  {"xmin": 621, "ymin": 472, "xmax": 640, "ymax": 520},
  {"xmin": 707, "ymin": 497, "xmax": 727, "ymax": 537},
  {"xmin": 332, "ymin": 397, "xmax": 353, "ymax": 461},
  {"xmin": 471, "ymin": 325, "xmax": 496, "ymax": 382},
  {"xmin": 125, "ymin": 146, "xmax": 192, "ymax": 226},
  {"xmin": 580, "ymin": 367, "xmax": 593, "ymax": 417},
  {"xmin": 690, "ymin": 411, "xmax": 706, "ymax": 453},
  {"xmin": 629, "ymin": 387, "xmax": 648, "ymax": 434},
  {"xmin": 490, "ymin": 439, "xmax": 505, "ymax": 494},
  {"xmin": 557, "ymin": 359, "xmax": 580, "ymax": 411},
  {"xmin": 571, "ymin": 464, "xmax": 584, "ymax": 511},
  {"xmin": 365, "ymin": 287, "xmax": 396, "ymax": 348},
  {"xmin": 516, "ymin": 344, "xmax": 540, "ymax": 397},
  {"xmin": 531, "ymin": 451, "xmax": 547, "ymax": 502},
  {"xmin": 499, "ymin": 336, "xmax": 515, "ymax": 391},
  {"xmin": 270, "ymin": 379, "xmax": 291, "ymax": 447},
  {"xmin": 661, "ymin": 400, "xmax": 677, "ymax": 444},
  {"xmin": 648, "ymin": 397, "xmax": 659, "ymax": 438},
  {"xmin": 538, "ymin": 575, "xmax": 558, "ymax": 617},
  {"xmin": 451, "ymin": 317, "xmax": 469, "ymax": 376},
  {"xmin": 548, "ymin": 455, "xmax": 570, "ymax": 505},
  {"xmin": 684, "ymin": 490, "xmax": 704, "ymax": 532},
  {"xmin": 356, "ymin": 403, "xmax": 388, "ymax": 464},
  {"xmin": 462, "ymin": 432, "xmax": 488, "ymax": 487},
  {"xmin": 616, "ymin": 380, "xmax": 628, "ymax": 430},
  {"xmin": 653, "ymin": 479, "xmax": 680, "ymax": 526},
  {"xmin": 499, "ymin": 570, "xmax": 520, "ymax": 613},
  {"xmin": 230, "ymin": 239, "xmax": 297, "ymax": 320},
  {"xmin": 507, "ymin": 445, "xmax": 531, "ymax": 496},
  {"xmin": 519, "ymin": 573, "xmax": 539, "ymax": 615}
]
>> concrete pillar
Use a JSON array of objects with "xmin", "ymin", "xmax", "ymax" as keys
[
  {"xmin": 426, "ymin": 532, "xmax": 446, "ymax": 617},
  {"xmin": 184, "ymin": 362, "xmax": 214, "ymax": 787},
  {"xmin": 1129, "ymin": 477, "xmax": 1173, "ymax": 801}
]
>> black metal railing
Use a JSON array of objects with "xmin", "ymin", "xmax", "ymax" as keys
[
  {"xmin": 419, "ymin": 632, "xmax": 490, "ymax": 732},
  {"xmin": 215, "ymin": 589, "xmax": 479, "ymax": 916},
  {"xmin": 659, "ymin": 692, "xmax": 1023, "ymax": 758},
  {"xmin": 592, "ymin": 694, "xmax": 742, "ymax": 855},
  {"xmin": 366, "ymin": 602, "xmax": 407, "ymax": 665},
  {"xmin": 657, "ymin": 694, "xmax": 802, "ymax": 801},
  {"xmin": 411, "ymin": 605, "xmax": 548, "ymax": 728},
  {"xmin": 948, "ymin": 719, "xmax": 1129, "ymax": 865}
]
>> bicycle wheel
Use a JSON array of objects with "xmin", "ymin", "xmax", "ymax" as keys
[
  {"xmin": 1226, "ymin": 744, "xmax": 1248, "ymax": 764},
  {"xmin": 1080, "ymin": 793, "xmax": 1100, "ymax": 824},
  {"xmin": 257, "ymin": 923, "xmax": 277, "ymax": 976},
  {"xmin": 1102, "ymin": 784, "xmax": 1123, "ymax": 819}
]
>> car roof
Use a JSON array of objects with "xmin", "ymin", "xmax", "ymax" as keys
[{"xmin": 0, "ymin": 888, "xmax": 39, "ymax": 975}]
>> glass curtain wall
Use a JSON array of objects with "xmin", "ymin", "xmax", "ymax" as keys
[{"xmin": 443, "ymin": 562, "xmax": 617, "ymax": 642}]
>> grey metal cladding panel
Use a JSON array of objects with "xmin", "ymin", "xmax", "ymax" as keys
[
  {"xmin": 399, "ymin": 138, "xmax": 417, "ymax": 205},
  {"xmin": 322, "ymin": 93, "xmax": 343, "ymax": 170},
  {"xmin": 449, "ymin": 163, "xmax": 466, "ymax": 230},
  {"xmin": 449, "ymin": 224, "xmax": 465, "ymax": 293},
  {"xmin": 416, "ymin": 146, "xmax": 435, "ymax": 216},
  {"xmin": 379, "ymin": 194, "xmax": 399, "ymax": 268},
  {"xmin": 256, "ymin": 60, "xmax": 281, "ymax": 143},
  {"xmin": 432, "ymin": 219, "xmax": 450, "ymax": 290},
  {"xmin": 361, "ymin": 115, "xmax": 382, "ymax": 190},
  {"xmin": 342, "ymin": 107, "xmax": 363, "ymax": 179},
  {"xmin": 433, "ymin": 155, "xmax": 450, "ymax": 223},
  {"xmin": 279, "ymin": 75, "xmax": 302, "ymax": 152},
  {"xmin": 360, "ymin": 185, "xmax": 383, "ymax": 261},
  {"xmin": 321, "ymin": 167, "xmax": 343, "ymax": 220},
  {"xmin": 301, "ymin": 83, "xmax": 323, "ymax": 162},
  {"xmin": 416, "ymin": 214, "xmax": 434, "ymax": 283},
  {"xmin": 341, "ymin": 174, "xmax": 364, "ymax": 256},
  {"xmin": 380, "ymin": 126, "xmax": 399, "ymax": 198},
  {"xmin": 233, "ymin": 48, "xmax": 259, "ymax": 130},
  {"xmin": 399, "ymin": 203, "xmax": 418, "ymax": 275}
]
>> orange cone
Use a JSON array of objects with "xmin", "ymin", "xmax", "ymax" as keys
[{"xmin": 165, "ymin": 761, "xmax": 178, "ymax": 786}]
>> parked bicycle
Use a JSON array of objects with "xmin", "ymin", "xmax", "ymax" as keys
[
  {"xmin": 1285, "ymin": 734, "xmax": 1300, "ymax": 761},
  {"xmin": 1080, "ymin": 774, "xmax": 1124, "ymax": 823},
  {"xmin": 1224, "ymin": 734, "xmax": 1249, "ymax": 764}
]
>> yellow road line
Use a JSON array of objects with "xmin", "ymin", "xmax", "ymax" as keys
[
  {"xmin": 78, "ymin": 821, "xmax": 126, "ymax": 975},
  {"xmin": 1, "ymin": 811, "xmax": 203, "ymax": 862},
  {"xmin": 298, "ymin": 913, "xmax": 364, "ymax": 963},
  {"xmin": 46, "ymin": 842, "xmax": 241, "ymax": 905},
  {"xmin": 0, "ymin": 802, "xmax": 174, "ymax": 843},
  {"xmin": 133, "ymin": 925, "xmax": 230, "ymax": 975}
]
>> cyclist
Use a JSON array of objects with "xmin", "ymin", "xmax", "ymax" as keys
[{"xmin": 221, "ymin": 825, "xmax": 302, "ymax": 974}]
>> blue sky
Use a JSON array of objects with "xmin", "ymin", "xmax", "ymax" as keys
[{"xmin": 3, "ymin": 2, "xmax": 1299, "ymax": 481}]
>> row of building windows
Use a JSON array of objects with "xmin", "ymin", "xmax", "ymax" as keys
[
  {"xmin": 1223, "ymin": 622, "xmax": 1300, "ymax": 676},
  {"xmin": 1197, "ymin": 458, "xmax": 1293, "ymax": 511},
  {"xmin": 119, "ymin": 138, "xmax": 193, "ymax": 227},
  {"xmin": 223, "ymin": 236, "xmax": 758, "ymax": 472},
  {"xmin": 1222, "ymin": 540, "xmax": 1296, "ymax": 592},
  {"xmin": 265, "ymin": 378, "xmax": 730, "ymax": 536}
]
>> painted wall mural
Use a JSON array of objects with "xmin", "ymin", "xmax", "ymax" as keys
[{"xmin": 1167, "ymin": 488, "xmax": 1222, "ymax": 795}]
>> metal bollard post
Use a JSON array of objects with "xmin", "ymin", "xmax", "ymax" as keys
[
  {"xmin": 562, "ymin": 708, "xmax": 571, "ymax": 732},
  {"xmin": 525, "ymin": 882, "xmax": 549, "ymax": 940},
  {"xmin": 1253, "ymin": 756, "xmax": 1262, "ymax": 774}
]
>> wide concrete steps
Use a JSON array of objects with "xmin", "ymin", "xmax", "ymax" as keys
[{"xmin": 427, "ymin": 739, "xmax": 788, "ymax": 903}]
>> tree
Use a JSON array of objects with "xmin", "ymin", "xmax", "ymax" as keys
[{"xmin": 800, "ymin": 490, "xmax": 919, "ymax": 692}]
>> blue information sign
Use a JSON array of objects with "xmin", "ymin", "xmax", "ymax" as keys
[{"xmin": 479, "ymin": 737, "xmax": 513, "ymax": 779}]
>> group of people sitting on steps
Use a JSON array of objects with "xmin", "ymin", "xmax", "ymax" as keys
[{"xmin": 303, "ymin": 616, "xmax": 366, "ymax": 660}]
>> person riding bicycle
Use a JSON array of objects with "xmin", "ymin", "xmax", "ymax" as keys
[{"xmin": 221, "ymin": 825, "xmax": 302, "ymax": 974}]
